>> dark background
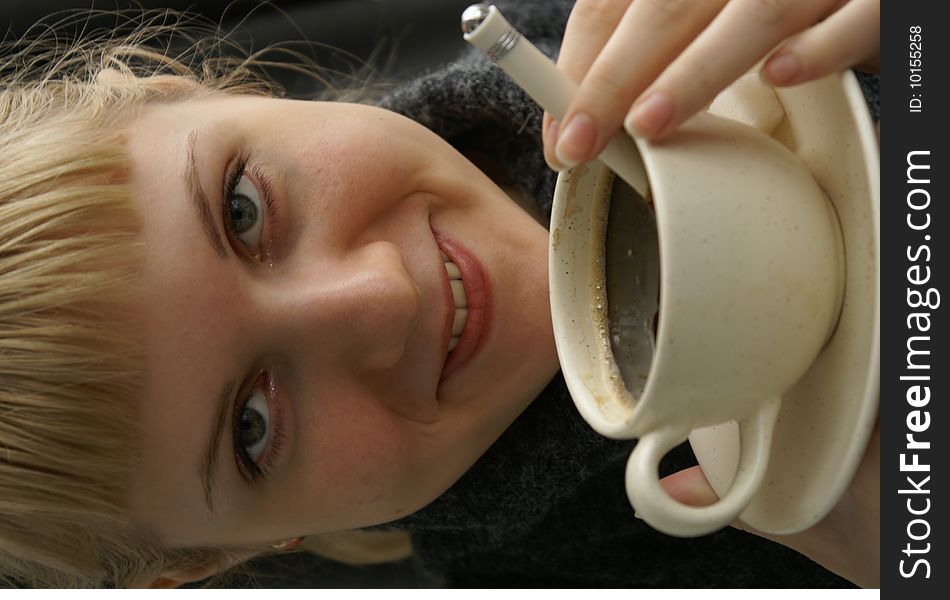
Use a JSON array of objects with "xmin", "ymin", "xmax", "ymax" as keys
[
  {"xmin": 1, "ymin": 0, "xmax": 476, "ymax": 588},
  {"xmin": 2, "ymin": 0, "xmax": 474, "ymax": 90}
]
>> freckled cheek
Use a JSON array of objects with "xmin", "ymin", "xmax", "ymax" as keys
[
  {"xmin": 308, "ymin": 125, "xmax": 423, "ymax": 180},
  {"xmin": 300, "ymin": 398, "xmax": 421, "ymax": 508},
  {"xmin": 290, "ymin": 146, "xmax": 418, "ymax": 224}
]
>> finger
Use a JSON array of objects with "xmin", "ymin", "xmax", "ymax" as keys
[
  {"xmin": 544, "ymin": 0, "xmax": 633, "ymax": 169},
  {"xmin": 554, "ymin": 0, "xmax": 726, "ymax": 167},
  {"xmin": 762, "ymin": 0, "xmax": 880, "ymax": 86},
  {"xmin": 661, "ymin": 467, "xmax": 777, "ymax": 541},
  {"xmin": 659, "ymin": 465, "xmax": 719, "ymax": 507},
  {"xmin": 626, "ymin": 0, "xmax": 837, "ymax": 139},
  {"xmin": 542, "ymin": 113, "xmax": 561, "ymax": 170},
  {"xmin": 557, "ymin": 0, "xmax": 634, "ymax": 84}
]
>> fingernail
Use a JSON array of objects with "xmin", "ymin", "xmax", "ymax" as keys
[
  {"xmin": 546, "ymin": 118, "xmax": 560, "ymax": 145},
  {"xmin": 545, "ymin": 119, "xmax": 564, "ymax": 170},
  {"xmin": 626, "ymin": 92, "xmax": 674, "ymax": 138},
  {"xmin": 763, "ymin": 51, "xmax": 801, "ymax": 85},
  {"xmin": 555, "ymin": 112, "xmax": 596, "ymax": 168}
]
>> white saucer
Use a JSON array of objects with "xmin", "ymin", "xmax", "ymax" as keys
[{"xmin": 688, "ymin": 72, "xmax": 880, "ymax": 534}]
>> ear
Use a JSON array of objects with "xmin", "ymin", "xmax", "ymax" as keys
[
  {"xmin": 95, "ymin": 67, "xmax": 134, "ymax": 86},
  {"xmin": 140, "ymin": 564, "xmax": 225, "ymax": 589},
  {"xmin": 128, "ymin": 551, "xmax": 260, "ymax": 589},
  {"xmin": 95, "ymin": 67, "xmax": 202, "ymax": 97}
]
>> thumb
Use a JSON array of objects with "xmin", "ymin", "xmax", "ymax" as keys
[
  {"xmin": 659, "ymin": 465, "xmax": 719, "ymax": 507},
  {"xmin": 659, "ymin": 466, "xmax": 766, "ymax": 537}
]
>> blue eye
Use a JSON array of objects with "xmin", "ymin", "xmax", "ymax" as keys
[
  {"xmin": 225, "ymin": 166, "xmax": 264, "ymax": 251},
  {"xmin": 233, "ymin": 373, "xmax": 287, "ymax": 483},
  {"xmin": 237, "ymin": 388, "xmax": 270, "ymax": 463}
]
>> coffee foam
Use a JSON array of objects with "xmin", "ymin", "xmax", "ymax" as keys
[{"xmin": 589, "ymin": 173, "xmax": 660, "ymax": 412}]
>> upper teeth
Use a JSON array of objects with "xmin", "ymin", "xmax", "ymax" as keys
[{"xmin": 445, "ymin": 258, "xmax": 468, "ymax": 352}]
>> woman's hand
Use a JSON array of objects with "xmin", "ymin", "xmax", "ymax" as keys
[
  {"xmin": 543, "ymin": 0, "xmax": 880, "ymax": 169},
  {"xmin": 661, "ymin": 421, "xmax": 881, "ymax": 588}
]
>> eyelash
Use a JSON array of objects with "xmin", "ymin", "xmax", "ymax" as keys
[
  {"xmin": 223, "ymin": 157, "xmax": 283, "ymax": 481},
  {"xmin": 223, "ymin": 155, "xmax": 278, "ymax": 259},
  {"xmin": 233, "ymin": 372, "xmax": 287, "ymax": 482}
]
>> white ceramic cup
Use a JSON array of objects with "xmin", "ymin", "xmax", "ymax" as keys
[{"xmin": 549, "ymin": 111, "xmax": 845, "ymax": 537}]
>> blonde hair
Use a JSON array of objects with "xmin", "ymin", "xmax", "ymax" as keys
[{"xmin": 0, "ymin": 9, "xmax": 406, "ymax": 587}]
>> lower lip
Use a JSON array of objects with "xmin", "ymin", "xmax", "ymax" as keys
[{"xmin": 434, "ymin": 231, "xmax": 491, "ymax": 383}]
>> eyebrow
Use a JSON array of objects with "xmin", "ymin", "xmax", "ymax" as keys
[
  {"xmin": 201, "ymin": 380, "xmax": 236, "ymax": 513},
  {"xmin": 185, "ymin": 129, "xmax": 229, "ymax": 259}
]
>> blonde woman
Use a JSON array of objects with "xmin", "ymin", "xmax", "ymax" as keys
[{"xmin": 1, "ymin": 0, "xmax": 879, "ymax": 588}]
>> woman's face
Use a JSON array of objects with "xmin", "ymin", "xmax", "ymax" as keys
[{"xmin": 125, "ymin": 94, "xmax": 558, "ymax": 547}]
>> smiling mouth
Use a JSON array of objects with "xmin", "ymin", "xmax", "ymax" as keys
[
  {"xmin": 442, "ymin": 251, "xmax": 468, "ymax": 352},
  {"xmin": 434, "ymin": 230, "xmax": 490, "ymax": 384}
]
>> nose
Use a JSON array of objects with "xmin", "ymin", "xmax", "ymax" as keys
[{"xmin": 275, "ymin": 240, "xmax": 422, "ymax": 373}]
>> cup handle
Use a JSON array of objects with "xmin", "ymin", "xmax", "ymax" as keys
[{"xmin": 625, "ymin": 397, "xmax": 782, "ymax": 537}]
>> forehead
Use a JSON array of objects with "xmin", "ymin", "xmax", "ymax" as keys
[
  {"xmin": 126, "ymin": 95, "xmax": 236, "ymax": 165},
  {"xmin": 124, "ymin": 96, "xmax": 255, "ymax": 539}
]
